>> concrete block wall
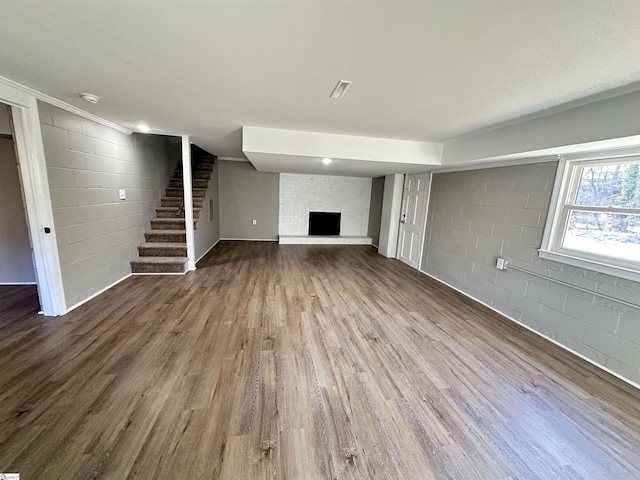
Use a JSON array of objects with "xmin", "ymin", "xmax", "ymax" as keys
[
  {"xmin": 38, "ymin": 102, "xmax": 180, "ymax": 309},
  {"xmin": 279, "ymin": 173, "xmax": 372, "ymax": 236},
  {"xmin": 422, "ymin": 161, "xmax": 640, "ymax": 385},
  {"xmin": 218, "ymin": 160, "xmax": 279, "ymax": 240}
]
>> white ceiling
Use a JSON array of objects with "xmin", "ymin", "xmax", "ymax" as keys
[{"xmin": 2, "ymin": 1, "xmax": 640, "ymax": 175}]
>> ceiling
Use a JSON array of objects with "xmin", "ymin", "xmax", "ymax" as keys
[{"xmin": 1, "ymin": 1, "xmax": 640, "ymax": 176}]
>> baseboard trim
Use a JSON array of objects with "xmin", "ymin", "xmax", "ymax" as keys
[
  {"xmin": 417, "ymin": 266, "xmax": 640, "ymax": 392},
  {"xmin": 196, "ymin": 238, "xmax": 221, "ymax": 263},
  {"xmin": 220, "ymin": 238, "xmax": 278, "ymax": 242},
  {"xmin": 131, "ymin": 272, "xmax": 186, "ymax": 276},
  {"xmin": 0, "ymin": 282, "xmax": 38, "ymax": 285},
  {"xmin": 65, "ymin": 273, "xmax": 132, "ymax": 315}
]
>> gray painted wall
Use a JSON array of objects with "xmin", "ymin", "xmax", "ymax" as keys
[
  {"xmin": 39, "ymin": 102, "xmax": 180, "ymax": 309},
  {"xmin": 443, "ymin": 89, "xmax": 640, "ymax": 165},
  {"xmin": 218, "ymin": 160, "xmax": 279, "ymax": 240},
  {"xmin": 195, "ymin": 163, "xmax": 220, "ymax": 261},
  {"xmin": 367, "ymin": 176, "xmax": 384, "ymax": 247},
  {"xmin": 0, "ymin": 104, "xmax": 12, "ymax": 135},
  {"xmin": 0, "ymin": 135, "xmax": 35, "ymax": 283},
  {"xmin": 422, "ymin": 162, "xmax": 640, "ymax": 385}
]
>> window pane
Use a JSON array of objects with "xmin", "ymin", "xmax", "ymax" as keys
[
  {"xmin": 574, "ymin": 162, "xmax": 640, "ymax": 208},
  {"xmin": 563, "ymin": 210, "xmax": 640, "ymax": 261}
]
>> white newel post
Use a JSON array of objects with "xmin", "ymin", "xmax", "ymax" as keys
[{"xmin": 182, "ymin": 135, "xmax": 196, "ymax": 271}]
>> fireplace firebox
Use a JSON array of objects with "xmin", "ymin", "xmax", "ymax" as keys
[{"xmin": 308, "ymin": 212, "xmax": 341, "ymax": 235}]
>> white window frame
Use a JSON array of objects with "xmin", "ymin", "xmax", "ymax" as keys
[{"xmin": 540, "ymin": 148, "xmax": 640, "ymax": 283}]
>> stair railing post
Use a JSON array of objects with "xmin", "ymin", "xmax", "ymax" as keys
[{"xmin": 182, "ymin": 135, "xmax": 196, "ymax": 271}]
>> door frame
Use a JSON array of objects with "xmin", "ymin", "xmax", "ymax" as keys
[
  {"xmin": 0, "ymin": 81, "xmax": 66, "ymax": 315},
  {"xmin": 396, "ymin": 172, "xmax": 432, "ymax": 270}
]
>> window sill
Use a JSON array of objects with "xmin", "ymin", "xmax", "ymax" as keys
[{"xmin": 538, "ymin": 249, "xmax": 640, "ymax": 283}]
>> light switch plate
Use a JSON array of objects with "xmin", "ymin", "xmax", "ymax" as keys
[{"xmin": 119, "ymin": 189, "xmax": 126, "ymax": 201}]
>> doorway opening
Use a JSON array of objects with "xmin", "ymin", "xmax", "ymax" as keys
[{"xmin": 0, "ymin": 102, "xmax": 39, "ymax": 313}]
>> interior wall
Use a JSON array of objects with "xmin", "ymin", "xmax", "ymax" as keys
[
  {"xmin": 218, "ymin": 160, "xmax": 279, "ymax": 240},
  {"xmin": 378, "ymin": 174, "xmax": 404, "ymax": 258},
  {"xmin": 0, "ymin": 104, "xmax": 12, "ymax": 135},
  {"xmin": 38, "ymin": 101, "xmax": 180, "ymax": 309},
  {"xmin": 422, "ymin": 161, "xmax": 640, "ymax": 385},
  {"xmin": 279, "ymin": 173, "xmax": 372, "ymax": 236},
  {"xmin": 0, "ymin": 115, "xmax": 36, "ymax": 283},
  {"xmin": 443, "ymin": 89, "xmax": 640, "ymax": 165},
  {"xmin": 367, "ymin": 176, "xmax": 385, "ymax": 246},
  {"xmin": 194, "ymin": 162, "xmax": 220, "ymax": 261}
]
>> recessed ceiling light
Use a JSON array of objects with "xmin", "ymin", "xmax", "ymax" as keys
[
  {"xmin": 80, "ymin": 93, "xmax": 99, "ymax": 104},
  {"xmin": 322, "ymin": 157, "xmax": 333, "ymax": 165},
  {"xmin": 329, "ymin": 80, "xmax": 352, "ymax": 99},
  {"xmin": 137, "ymin": 124, "xmax": 151, "ymax": 132}
]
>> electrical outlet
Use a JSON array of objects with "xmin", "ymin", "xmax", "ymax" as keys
[
  {"xmin": 119, "ymin": 189, "xmax": 126, "ymax": 201},
  {"xmin": 252, "ymin": 219, "xmax": 257, "ymax": 225}
]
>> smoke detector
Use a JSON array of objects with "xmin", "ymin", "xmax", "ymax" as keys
[
  {"xmin": 80, "ymin": 93, "xmax": 100, "ymax": 104},
  {"xmin": 329, "ymin": 80, "xmax": 352, "ymax": 99}
]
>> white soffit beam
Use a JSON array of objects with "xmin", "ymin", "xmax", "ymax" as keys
[{"xmin": 242, "ymin": 126, "xmax": 443, "ymax": 167}]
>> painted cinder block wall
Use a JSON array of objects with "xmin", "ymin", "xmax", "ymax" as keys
[
  {"xmin": 38, "ymin": 101, "xmax": 180, "ymax": 309},
  {"xmin": 422, "ymin": 161, "xmax": 640, "ymax": 385}
]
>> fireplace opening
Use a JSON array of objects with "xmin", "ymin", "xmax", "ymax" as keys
[{"xmin": 308, "ymin": 212, "xmax": 341, "ymax": 235}]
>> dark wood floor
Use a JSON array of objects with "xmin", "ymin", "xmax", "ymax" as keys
[{"xmin": 1, "ymin": 242, "xmax": 640, "ymax": 479}]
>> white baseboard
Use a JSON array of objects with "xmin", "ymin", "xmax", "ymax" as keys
[
  {"xmin": 196, "ymin": 238, "xmax": 221, "ymax": 263},
  {"xmin": 65, "ymin": 273, "xmax": 132, "ymax": 314},
  {"xmin": 131, "ymin": 272, "xmax": 186, "ymax": 276},
  {"xmin": 279, "ymin": 235, "xmax": 372, "ymax": 245},
  {"xmin": 0, "ymin": 282, "xmax": 38, "ymax": 285},
  {"xmin": 220, "ymin": 238, "xmax": 278, "ymax": 242},
  {"xmin": 417, "ymin": 266, "xmax": 640, "ymax": 392}
]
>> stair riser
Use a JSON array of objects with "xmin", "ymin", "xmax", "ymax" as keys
[
  {"xmin": 156, "ymin": 209, "xmax": 201, "ymax": 219},
  {"xmin": 169, "ymin": 179, "xmax": 209, "ymax": 188},
  {"xmin": 174, "ymin": 163, "xmax": 214, "ymax": 174},
  {"xmin": 193, "ymin": 171, "xmax": 212, "ymax": 179},
  {"xmin": 150, "ymin": 220, "xmax": 186, "ymax": 231},
  {"xmin": 161, "ymin": 198, "xmax": 204, "ymax": 208},
  {"xmin": 138, "ymin": 246, "xmax": 187, "ymax": 257},
  {"xmin": 131, "ymin": 262, "xmax": 187, "ymax": 274},
  {"xmin": 165, "ymin": 189, "xmax": 207, "ymax": 198},
  {"xmin": 145, "ymin": 232, "xmax": 186, "ymax": 243}
]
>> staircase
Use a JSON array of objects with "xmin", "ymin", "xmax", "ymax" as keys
[{"xmin": 130, "ymin": 156, "xmax": 216, "ymax": 274}]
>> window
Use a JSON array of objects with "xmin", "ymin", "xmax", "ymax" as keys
[{"xmin": 540, "ymin": 152, "xmax": 640, "ymax": 282}]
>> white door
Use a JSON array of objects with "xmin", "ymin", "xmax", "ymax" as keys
[{"xmin": 397, "ymin": 173, "xmax": 430, "ymax": 269}]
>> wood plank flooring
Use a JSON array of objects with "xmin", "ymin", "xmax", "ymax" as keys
[{"xmin": 1, "ymin": 241, "xmax": 640, "ymax": 479}]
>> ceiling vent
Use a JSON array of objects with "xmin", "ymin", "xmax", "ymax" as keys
[{"xmin": 329, "ymin": 80, "xmax": 352, "ymax": 99}]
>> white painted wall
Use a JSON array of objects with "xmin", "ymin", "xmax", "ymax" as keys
[
  {"xmin": 279, "ymin": 173, "xmax": 372, "ymax": 236},
  {"xmin": 377, "ymin": 174, "xmax": 404, "ymax": 258}
]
